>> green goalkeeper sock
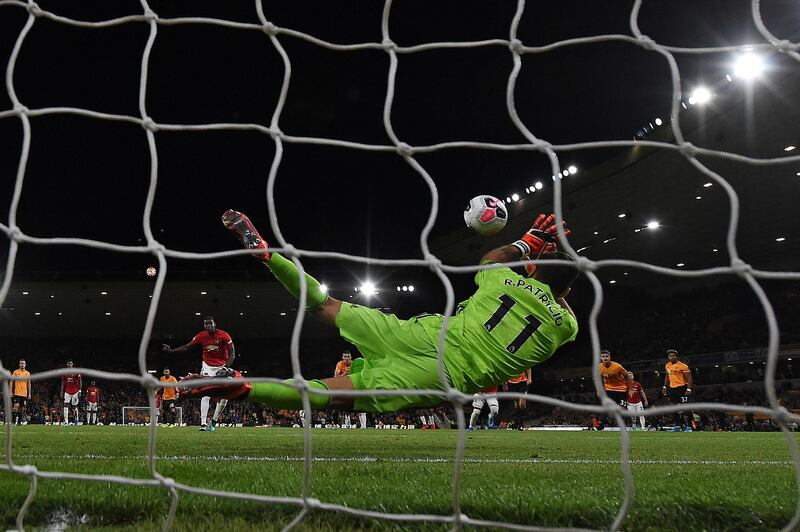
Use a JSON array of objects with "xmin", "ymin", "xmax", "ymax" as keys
[
  {"xmin": 266, "ymin": 253, "xmax": 329, "ymax": 310},
  {"xmin": 247, "ymin": 379, "xmax": 331, "ymax": 410}
]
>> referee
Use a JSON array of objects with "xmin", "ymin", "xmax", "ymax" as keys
[{"xmin": 662, "ymin": 349, "xmax": 693, "ymax": 432}]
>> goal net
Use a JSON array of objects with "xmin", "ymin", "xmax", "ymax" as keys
[
  {"xmin": 2, "ymin": 0, "xmax": 800, "ymax": 530},
  {"xmin": 122, "ymin": 406, "xmax": 182, "ymax": 426}
]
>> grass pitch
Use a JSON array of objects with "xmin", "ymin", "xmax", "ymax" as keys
[{"xmin": 1, "ymin": 426, "xmax": 798, "ymax": 531}]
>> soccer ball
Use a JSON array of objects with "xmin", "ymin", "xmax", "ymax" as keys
[{"xmin": 463, "ymin": 195, "xmax": 507, "ymax": 235}]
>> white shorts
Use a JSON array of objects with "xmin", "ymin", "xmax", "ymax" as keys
[
  {"xmin": 86, "ymin": 402, "xmax": 98, "ymax": 411},
  {"xmin": 64, "ymin": 392, "xmax": 79, "ymax": 406},
  {"xmin": 472, "ymin": 393, "xmax": 499, "ymax": 410},
  {"xmin": 627, "ymin": 402, "xmax": 644, "ymax": 414},
  {"xmin": 201, "ymin": 362, "xmax": 226, "ymax": 377}
]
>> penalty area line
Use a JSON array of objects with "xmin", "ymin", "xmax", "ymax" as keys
[{"xmin": 14, "ymin": 454, "xmax": 796, "ymax": 466}]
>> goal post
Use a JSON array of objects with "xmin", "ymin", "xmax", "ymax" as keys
[{"xmin": 122, "ymin": 406, "xmax": 182, "ymax": 426}]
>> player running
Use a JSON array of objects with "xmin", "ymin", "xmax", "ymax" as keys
[
  {"xmin": 468, "ymin": 386, "xmax": 499, "ymax": 431},
  {"xmin": 626, "ymin": 372, "xmax": 648, "ymax": 430},
  {"xmin": 163, "ymin": 316, "xmax": 236, "ymax": 431},
  {"xmin": 663, "ymin": 349, "xmax": 692, "ymax": 431},
  {"xmin": 60, "ymin": 360, "xmax": 82, "ymax": 425},
  {"xmin": 85, "ymin": 381, "xmax": 100, "ymax": 425},
  {"xmin": 11, "ymin": 359, "xmax": 31, "ymax": 426},
  {"xmin": 182, "ymin": 210, "xmax": 578, "ymax": 414},
  {"xmin": 159, "ymin": 368, "xmax": 180, "ymax": 425}
]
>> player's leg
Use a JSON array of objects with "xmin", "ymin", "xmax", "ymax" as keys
[
  {"xmin": 222, "ymin": 210, "xmax": 341, "ymax": 327},
  {"xmin": 358, "ymin": 412, "xmax": 367, "ymax": 428},
  {"xmin": 469, "ymin": 394, "xmax": 485, "ymax": 431},
  {"xmin": 487, "ymin": 395, "xmax": 499, "ymax": 428},
  {"xmin": 209, "ymin": 399, "xmax": 228, "ymax": 431},
  {"xmin": 73, "ymin": 395, "xmax": 80, "ymax": 425},
  {"xmin": 199, "ymin": 396, "xmax": 211, "ymax": 430},
  {"xmin": 626, "ymin": 402, "xmax": 638, "ymax": 429},
  {"xmin": 63, "ymin": 394, "xmax": 70, "ymax": 425},
  {"xmin": 637, "ymin": 403, "xmax": 646, "ymax": 430},
  {"xmin": 12, "ymin": 399, "xmax": 19, "ymax": 425}
]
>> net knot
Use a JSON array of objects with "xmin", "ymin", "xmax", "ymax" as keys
[
  {"xmin": 637, "ymin": 35, "xmax": 658, "ymax": 51},
  {"xmin": 283, "ymin": 243, "xmax": 298, "ymax": 257},
  {"xmin": 731, "ymin": 258, "xmax": 752, "ymax": 276},
  {"xmin": 382, "ymin": 38, "xmax": 397, "ymax": 52},
  {"xmin": 509, "ymin": 39, "xmax": 524, "ymax": 54},
  {"xmin": 26, "ymin": 2, "xmax": 42, "ymax": 17},
  {"xmin": 575, "ymin": 256, "xmax": 596, "ymax": 272},
  {"xmin": 7, "ymin": 225, "xmax": 23, "ymax": 241},
  {"xmin": 17, "ymin": 464, "xmax": 38, "ymax": 476},
  {"xmin": 143, "ymin": 8, "xmax": 158, "ymax": 21},
  {"xmin": 304, "ymin": 497, "xmax": 322, "ymax": 509},
  {"xmin": 293, "ymin": 379, "xmax": 309, "ymax": 392},
  {"xmin": 773, "ymin": 406, "xmax": 798, "ymax": 425},
  {"xmin": 773, "ymin": 39, "xmax": 796, "ymax": 53},
  {"xmin": 446, "ymin": 388, "xmax": 464, "ymax": 403},
  {"xmin": 262, "ymin": 21, "xmax": 278, "ymax": 36},
  {"xmin": 142, "ymin": 373, "xmax": 160, "ymax": 389},
  {"xmin": 141, "ymin": 117, "xmax": 159, "ymax": 132},
  {"xmin": 678, "ymin": 142, "xmax": 697, "ymax": 158},
  {"xmin": 395, "ymin": 142, "xmax": 414, "ymax": 157},
  {"xmin": 424, "ymin": 253, "xmax": 442, "ymax": 272},
  {"xmin": 14, "ymin": 103, "xmax": 29, "ymax": 115},
  {"xmin": 156, "ymin": 474, "xmax": 176, "ymax": 490}
]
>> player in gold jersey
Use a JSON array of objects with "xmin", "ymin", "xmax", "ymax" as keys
[{"xmin": 12, "ymin": 359, "xmax": 31, "ymax": 425}]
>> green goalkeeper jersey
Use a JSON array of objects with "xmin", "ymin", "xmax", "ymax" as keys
[{"xmin": 442, "ymin": 265, "xmax": 578, "ymax": 393}]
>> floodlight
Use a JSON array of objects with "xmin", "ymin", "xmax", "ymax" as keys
[
  {"xmin": 535, "ymin": 181, "xmax": 543, "ymax": 190},
  {"xmin": 568, "ymin": 165, "xmax": 577, "ymax": 175},
  {"xmin": 703, "ymin": 182, "xmax": 713, "ymax": 188},
  {"xmin": 320, "ymin": 284, "xmax": 328, "ymax": 293},
  {"xmin": 733, "ymin": 52, "xmax": 764, "ymax": 80},
  {"xmin": 689, "ymin": 87, "xmax": 711, "ymax": 105},
  {"xmin": 561, "ymin": 170, "xmax": 569, "ymax": 177},
  {"xmin": 408, "ymin": 285, "xmax": 415, "ymax": 292},
  {"xmin": 360, "ymin": 282, "xmax": 377, "ymax": 296},
  {"xmin": 646, "ymin": 221, "xmax": 660, "ymax": 230},
  {"xmin": 511, "ymin": 193, "xmax": 520, "ymax": 201},
  {"xmin": 776, "ymin": 237, "xmax": 786, "ymax": 242},
  {"xmin": 654, "ymin": 118, "xmax": 662, "ymax": 126}
]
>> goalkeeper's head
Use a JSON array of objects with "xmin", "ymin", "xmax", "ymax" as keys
[{"xmin": 528, "ymin": 251, "xmax": 579, "ymax": 298}]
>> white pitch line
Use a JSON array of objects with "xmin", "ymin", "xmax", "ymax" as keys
[{"xmin": 14, "ymin": 454, "xmax": 796, "ymax": 466}]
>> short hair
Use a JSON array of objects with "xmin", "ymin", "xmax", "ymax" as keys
[
  {"xmin": 18, "ymin": 358, "xmax": 25, "ymax": 362},
  {"xmin": 666, "ymin": 349, "xmax": 678, "ymax": 355},
  {"xmin": 342, "ymin": 350, "xmax": 351, "ymax": 356},
  {"xmin": 532, "ymin": 251, "xmax": 580, "ymax": 296},
  {"xmin": 600, "ymin": 349, "xmax": 611, "ymax": 356},
  {"xmin": 66, "ymin": 359, "xmax": 73, "ymax": 364},
  {"xmin": 204, "ymin": 316, "xmax": 215, "ymax": 322},
  {"xmin": 163, "ymin": 367, "xmax": 170, "ymax": 372}
]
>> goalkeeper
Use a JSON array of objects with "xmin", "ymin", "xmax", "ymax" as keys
[{"xmin": 182, "ymin": 210, "xmax": 579, "ymax": 413}]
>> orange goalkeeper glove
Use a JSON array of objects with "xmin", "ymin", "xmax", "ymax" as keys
[
  {"xmin": 179, "ymin": 369, "xmax": 252, "ymax": 401},
  {"xmin": 512, "ymin": 213, "xmax": 571, "ymax": 258}
]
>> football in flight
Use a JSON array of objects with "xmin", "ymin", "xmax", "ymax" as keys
[{"xmin": 463, "ymin": 195, "xmax": 508, "ymax": 235}]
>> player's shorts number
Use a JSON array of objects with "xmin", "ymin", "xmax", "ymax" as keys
[{"xmin": 483, "ymin": 294, "xmax": 542, "ymax": 353}]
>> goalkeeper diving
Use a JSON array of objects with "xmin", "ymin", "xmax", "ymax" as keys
[{"xmin": 181, "ymin": 210, "xmax": 578, "ymax": 412}]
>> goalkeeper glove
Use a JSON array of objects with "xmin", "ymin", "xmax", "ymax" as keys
[
  {"xmin": 179, "ymin": 368, "xmax": 252, "ymax": 401},
  {"xmin": 512, "ymin": 213, "xmax": 571, "ymax": 258}
]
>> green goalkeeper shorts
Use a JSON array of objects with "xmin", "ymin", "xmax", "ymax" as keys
[{"xmin": 335, "ymin": 303, "xmax": 452, "ymax": 412}]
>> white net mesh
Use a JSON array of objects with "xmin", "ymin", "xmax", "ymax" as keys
[{"xmin": 2, "ymin": 0, "xmax": 800, "ymax": 530}]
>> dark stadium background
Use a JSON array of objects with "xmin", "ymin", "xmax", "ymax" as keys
[{"xmin": 1, "ymin": 0, "xmax": 799, "ymax": 388}]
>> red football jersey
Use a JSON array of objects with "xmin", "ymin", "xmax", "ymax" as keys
[
  {"xmin": 63, "ymin": 374, "xmax": 81, "ymax": 395},
  {"xmin": 628, "ymin": 381, "xmax": 643, "ymax": 404},
  {"xmin": 190, "ymin": 329, "xmax": 234, "ymax": 366},
  {"xmin": 86, "ymin": 386, "xmax": 100, "ymax": 404}
]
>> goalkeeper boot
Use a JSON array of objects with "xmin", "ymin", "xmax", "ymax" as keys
[
  {"xmin": 180, "ymin": 369, "xmax": 252, "ymax": 401},
  {"xmin": 221, "ymin": 209, "xmax": 270, "ymax": 262},
  {"xmin": 207, "ymin": 422, "xmax": 217, "ymax": 432}
]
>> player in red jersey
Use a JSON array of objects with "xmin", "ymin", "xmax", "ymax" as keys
[
  {"xmin": 60, "ymin": 360, "xmax": 82, "ymax": 425},
  {"xmin": 468, "ymin": 386, "xmax": 499, "ymax": 431},
  {"xmin": 626, "ymin": 372, "xmax": 649, "ymax": 430},
  {"xmin": 85, "ymin": 381, "xmax": 100, "ymax": 425},
  {"xmin": 163, "ymin": 316, "xmax": 236, "ymax": 432}
]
